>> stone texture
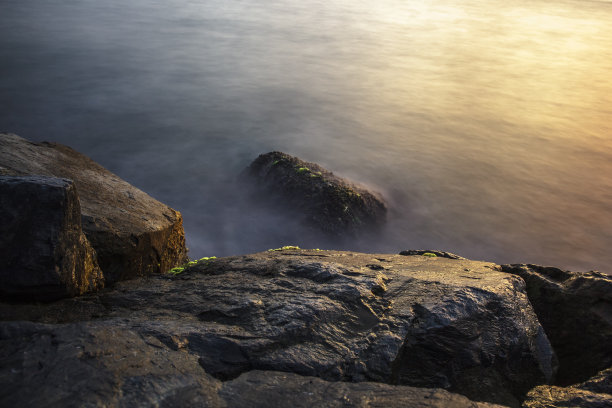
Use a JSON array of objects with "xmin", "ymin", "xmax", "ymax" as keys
[
  {"xmin": 0, "ymin": 320, "xmax": 505, "ymax": 408},
  {"xmin": 242, "ymin": 151, "xmax": 387, "ymax": 237},
  {"xmin": 1, "ymin": 249, "xmax": 556, "ymax": 406},
  {"xmin": 0, "ymin": 176, "xmax": 103, "ymax": 300},
  {"xmin": 219, "ymin": 370, "xmax": 507, "ymax": 408},
  {"xmin": 523, "ymin": 367, "xmax": 612, "ymax": 408},
  {"xmin": 501, "ymin": 264, "xmax": 612, "ymax": 385},
  {"xmin": 0, "ymin": 133, "xmax": 187, "ymax": 284}
]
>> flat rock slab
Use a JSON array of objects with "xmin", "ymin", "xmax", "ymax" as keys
[
  {"xmin": 1, "ymin": 249, "xmax": 556, "ymax": 407},
  {"xmin": 0, "ymin": 176, "xmax": 103, "ymax": 300},
  {"xmin": 523, "ymin": 367, "xmax": 612, "ymax": 408},
  {"xmin": 242, "ymin": 152, "xmax": 387, "ymax": 237},
  {"xmin": 502, "ymin": 264, "xmax": 612, "ymax": 385},
  {"xmin": 0, "ymin": 133, "xmax": 187, "ymax": 284}
]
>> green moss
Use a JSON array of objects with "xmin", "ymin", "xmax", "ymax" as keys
[
  {"xmin": 296, "ymin": 167, "xmax": 309, "ymax": 173},
  {"xmin": 268, "ymin": 246, "xmax": 301, "ymax": 252},
  {"xmin": 167, "ymin": 256, "xmax": 217, "ymax": 275},
  {"xmin": 272, "ymin": 160, "xmax": 280, "ymax": 165},
  {"xmin": 423, "ymin": 252, "xmax": 437, "ymax": 257}
]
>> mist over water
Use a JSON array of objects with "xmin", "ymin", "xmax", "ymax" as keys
[{"xmin": 1, "ymin": 0, "xmax": 611, "ymax": 273}]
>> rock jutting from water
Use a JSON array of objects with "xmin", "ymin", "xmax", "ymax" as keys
[
  {"xmin": 0, "ymin": 133, "xmax": 187, "ymax": 286},
  {"xmin": 242, "ymin": 151, "xmax": 387, "ymax": 237}
]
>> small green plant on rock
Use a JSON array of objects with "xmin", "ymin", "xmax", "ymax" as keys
[
  {"xmin": 167, "ymin": 256, "xmax": 217, "ymax": 275},
  {"xmin": 296, "ymin": 167, "xmax": 310, "ymax": 173},
  {"xmin": 268, "ymin": 246, "xmax": 301, "ymax": 252},
  {"xmin": 423, "ymin": 252, "xmax": 437, "ymax": 257}
]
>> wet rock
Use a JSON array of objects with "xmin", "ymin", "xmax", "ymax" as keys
[
  {"xmin": 399, "ymin": 249, "xmax": 466, "ymax": 259},
  {"xmin": 0, "ymin": 320, "xmax": 506, "ymax": 408},
  {"xmin": 242, "ymin": 152, "xmax": 387, "ymax": 237},
  {"xmin": 501, "ymin": 264, "xmax": 612, "ymax": 385},
  {"xmin": 0, "ymin": 176, "xmax": 103, "ymax": 300},
  {"xmin": 523, "ymin": 367, "xmax": 612, "ymax": 408},
  {"xmin": 220, "ymin": 370, "xmax": 507, "ymax": 408},
  {"xmin": 1, "ymin": 249, "xmax": 556, "ymax": 406},
  {"xmin": 0, "ymin": 321, "xmax": 222, "ymax": 407},
  {"xmin": 0, "ymin": 133, "xmax": 187, "ymax": 284}
]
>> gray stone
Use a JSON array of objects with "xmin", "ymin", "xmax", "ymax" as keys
[
  {"xmin": 220, "ymin": 370, "xmax": 507, "ymax": 408},
  {"xmin": 523, "ymin": 367, "xmax": 612, "ymax": 408},
  {"xmin": 0, "ymin": 320, "xmax": 506, "ymax": 408},
  {"xmin": 242, "ymin": 152, "xmax": 387, "ymax": 237},
  {"xmin": 0, "ymin": 321, "xmax": 222, "ymax": 407},
  {"xmin": 0, "ymin": 176, "xmax": 103, "ymax": 300},
  {"xmin": 0, "ymin": 133, "xmax": 187, "ymax": 284},
  {"xmin": 1, "ymin": 249, "xmax": 556, "ymax": 406},
  {"xmin": 501, "ymin": 264, "xmax": 612, "ymax": 385}
]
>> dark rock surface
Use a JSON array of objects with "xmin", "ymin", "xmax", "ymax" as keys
[
  {"xmin": 0, "ymin": 133, "xmax": 187, "ymax": 284},
  {"xmin": 0, "ymin": 320, "xmax": 505, "ymax": 408},
  {"xmin": 219, "ymin": 370, "xmax": 506, "ymax": 408},
  {"xmin": 501, "ymin": 264, "xmax": 612, "ymax": 385},
  {"xmin": 242, "ymin": 152, "xmax": 387, "ymax": 237},
  {"xmin": 1, "ymin": 249, "xmax": 556, "ymax": 407},
  {"xmin": 0, "ymin": 176, "xmax": 103, "ymax": 300},
  {"xmin": 523, "ymin": 367, "xmax": 612, "ymax": 408},
  {"xmin": 399, "ymin": 249, "xmax": 466, "ymax": 259}
]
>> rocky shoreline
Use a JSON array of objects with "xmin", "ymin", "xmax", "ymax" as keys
[{"xmin": 1, "ymin": 133, "xmax": 611, "ymax": 407}]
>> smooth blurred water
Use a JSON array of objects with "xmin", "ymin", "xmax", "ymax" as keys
[{"xmin": 1, "ymin": 0, "xmax": 611, "ymax": 273}]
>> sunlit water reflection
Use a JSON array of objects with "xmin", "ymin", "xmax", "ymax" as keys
[{"xmin": 1, "ymin": 0, "xmax": 611, "ymax": 273}]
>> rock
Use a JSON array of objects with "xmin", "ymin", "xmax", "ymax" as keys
[
  {"xmin": 219, "ymin": 370, "xmax": 507, "ymax": 408},
  {"xmin": 242, "ymin": 152, "xmax": 387, "ymax": 237},
  {"xmin": 0, "ymin": 176, "xmax": 103, "ymax": 300},
  {"xmin": 0, "ymin": 320, "xmax": 223, "ymax": 407},
  {"xmin": 0, "ymin": 133, "xmax": 187, "ymax": 284},
  {"xmin": 0, "ymin": 321, "xmax": 505, "ymax": 408},
  {"xmin": 501, "ymin": 264, "xmax": 612, "ymax": 385},
  {"xmin": 523, "ymin": 367, "xmax": 612, "ymax": 408},
  {"xmin": 1, "ymin": 249, "xmax": 556, "ymax": 406},
  {"xmin": 399, "ymin": 250, "xmax": 466, "ymax": 259}
]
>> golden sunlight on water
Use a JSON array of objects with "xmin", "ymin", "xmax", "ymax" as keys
[{"xmin": 1, "ymin": 0, "xmax": 611, "ymax": 272}]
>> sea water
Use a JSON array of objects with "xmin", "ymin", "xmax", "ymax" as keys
[{"xmin": 1, "ymin": 0, "xmax": 611, "ymax": 273}]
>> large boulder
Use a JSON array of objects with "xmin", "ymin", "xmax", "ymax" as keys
[
  {"xmin": 1, "ymin": 249, "xmax": 556, "ymax": 407},
  {"xmin": 0, "ymin": 176, "xmax": 103, "ymax": 300},
  {"xmin": 0, "ymin": 321, "xmax": 505, "ymax": 408},
  {"xmin": 501, "ymin": 264, "xmax": 612, "ymax": 385},
  {"xmin": 523, "ymin": 367, "xmax": 612, "ymax": 408},
  {"xmin": 242, "ymin": 152, "xmax": 387, "ymax": 237},
  {"xmin": 0, "ymin": 133, "xmax": 187, "ymax": 284}
]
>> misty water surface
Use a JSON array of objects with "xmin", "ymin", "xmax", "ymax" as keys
[{"xmin": 1, "ymin": 0, "xmax": 611, "ymax": 273}]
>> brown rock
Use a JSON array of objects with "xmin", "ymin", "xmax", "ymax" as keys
[
  {"xmin": 242, "ymin": 152, "xmax": 387, "ymax": 237},
  {"xmin": 0, "ymin": 133, "xmax": 187, "ymax": 284},
  {"xmin": 0, "ymin": 176, "xmax": 103, "ymax": 300}
]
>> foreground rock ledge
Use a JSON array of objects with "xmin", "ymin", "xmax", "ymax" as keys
[
  {"xmin": 0, "ymin": 249, "xmax": 556, "ymax": 407},
  {"xmin": 242, "ymin": 152, "xmax": 387, "ymax": 237},
  {"xmin": 0, "ymin": 133, "xmax": 187, "ymax": 284},
  {"xmin": 0, "ymin": 320, "xmax": 505, "ymax": 407}
]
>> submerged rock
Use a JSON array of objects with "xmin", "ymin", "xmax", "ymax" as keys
[
  {"xmin": 0, "ymin": 176, "xmax": 103, "ymax": 300},
  {"xmin": 0, "ymin": 133, "xmax": 187, "ymax": 284},
  {"xmin": 1, "ymin": 249, "xmax": 556, "ymax": 407},
  {"xmin": 501, "ymin": 264, "xmax": 612, "ymax": 386},
  {"xmin": 242, "ymin": 152, "xmax": 387, "ymax": 237},
  {"xmin": 523, "ymin": 367, "xmax": 612, "ymax": 408}
]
